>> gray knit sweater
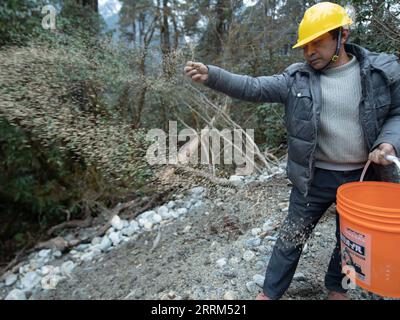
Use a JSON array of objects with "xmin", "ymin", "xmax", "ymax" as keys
[{"xmin": 315, "ymin": 54, "xmax": 369, "ymax": 171}]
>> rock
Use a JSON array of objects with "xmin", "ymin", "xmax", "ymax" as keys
[
  {"xmin": 245, "ymin": 281, "xmax": 258, "ymax": 294},
  {"xmin": 253, "ymin": 274, "xmax": 265, "ymax": 287},
  {"xmin": 41, "ymin": 274, "xmax": 64, "ymax": 290},
  {"xmin": 5, "ymin": 274, "xmax": 18, "ymax": 286},
  {"xmin": 243, "ymin": 250, "xmax": 255, "ymax": 262},
  {"xmin": 191, "ymin": 187, "xmax": 205, "ymax": 196},
  {"xmin": 251, "ymin": 228, "xmax": 262, "ymax": 236},
  {"xmin": 158, "ymin": 206, "xmax": 169, "ymax": 216},
  {"xmin": 53, "ymin": 250, "xmax": 62, "ymax": 258},
  {"xmin": 177, "ymin": 208, "xmax": 188, "ymax": 216},
  {"xmin": 262, "ymin": 222, "xmax": 274, "ymax": 232},
  {"xmin": 5, "ymin": 289, "xmax": 26, "ymax": 300},
  {"xmin": 122, "ymin": 224, "xmax": 139, "ymax": 237},
  {"xmin": 80, "ymin": 252, "xmax": 94, "ymax": 262},
  {"xmin": 216, "ymin": 258, "xmax": 227, "ymax": 268},
  {"xmin": 168, "ymin": 291, "xmax": 176, "ymax": 299},
  {"xmin": 160, "ymin": 210, "xmax": 173, "ymax": 220},
  {"xmin": 223, "ymin": 291, "xmax": 235, "ymax": 300},
  {"xmin": 111, "ymin": 215, "xmax": 124, "ymax": 230},
  {"xmin": 229, "ymin": 257, "xmax": 240, "ymax": 265},
  {"xmin": 20, "ymin": 272, "xmax": 41, "ymax": 291},
  {"xmin": 303, "ymin": 243, "xmax": 308, "ymax": 254},
  {"xmin": 140, "ymin": 210, "xmax": 156, "ymax": 219},
  {"xmin": 315, "ymin": 232, "xmax": 322, "ymax": 237},
  {"xmin": 109, "ymin": 232, "xmax": 121, "ymax": 246},
  {"xmin": 122, "ymin": 220, "xmax": 129, "ymax": 228},
  {"xmin": 151, "ymin": 214, "xmax": 162, "ymax": 224},
  {"xmin": 38, "ymin": 249, "xmax": 52, "ymax": 259},
  {"xmin": 265, "ymin": 236, "xmax": 277, "ymax": 242},
  {"xmin": 245, "ymin": 237, "xmax": 261, "ymax": 248},
  {"xmin": 143, "ymin": 221, "xmax": 154, "ymax": 231},
  {"xmin": 98, "ymin": 236, "xmax": 112, "ymax": 252},
  {"xmin": 293, "ymin": 272, "xmax": 306, "ymax": 282},
  {"xmin": 19, "ymin": 264, "xmax": 30, "ymax": 275},
  {"xmin": 183, "ymin": 225, "xmax": 192, "ymax": 233},
  {"xmin": 184, "ymin": 201, "xmax": 192, "ymax": 209},
  {"xmin": 75, "ymin": 244, "xmax": 90, "ymax": 252},
  {"xmin": 91, "ymin": 237, "xmax": 102, "ymax": 246},
  {"xmin": 41, "ymin": 265, "xmax": 56, "ymax": 276},
  {"xmin": 222, "ymin": 269, "xmax": 237, "ymax": 279},
  {"xmin": 193, "ymin": 200, "xmax": 203, "ymax": 208},
  {"xmin": 167, "ymin": 201, "xmax": 175, "ymax": 209},
  {"xmin": 229, "ymin": 175, "xmax": 244, "ymax": 185},
  {"xmin": 255, "ymin": 261, "xmax": 265, "ymax": 271},
  {"xmin": 61, "ymin": 261, "xmax": 76, "ymax": 276}
]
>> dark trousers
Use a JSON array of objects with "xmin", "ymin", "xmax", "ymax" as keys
[{"xmin": 263, "ymin": 167, "xmax": 375, "ymax": 299}]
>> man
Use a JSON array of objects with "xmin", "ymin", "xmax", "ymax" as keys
[{"xmin": 184, "ymin": 2, "xmax": 400, "ymax": 300}]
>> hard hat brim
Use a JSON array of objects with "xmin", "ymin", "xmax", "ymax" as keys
[{"xmin": 292, "ymin": 19, "xmax": 353, "ymax": 49}]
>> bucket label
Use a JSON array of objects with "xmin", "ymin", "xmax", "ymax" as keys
[{"xmin": 340, "ymin": 226, "xmax": 371, "ymax": 286}]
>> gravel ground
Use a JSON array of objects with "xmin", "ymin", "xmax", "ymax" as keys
[{"xmin": 0, "ymin": 172, "xmax": 383, "ymax": 300}]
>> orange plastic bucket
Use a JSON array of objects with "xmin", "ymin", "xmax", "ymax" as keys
[{"xmin": 337, "ymin": 177, "xmax": 400, "ymax": 298}]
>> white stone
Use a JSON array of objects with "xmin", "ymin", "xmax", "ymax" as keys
[
  {"xmin": 223, "ymin": 291, "xmax": 235, "ymax": 300},
  {"xmin": 122, "ymin": 220, "xmax": 129, "ymax": 228},
  {"xmin": 315, "ymin": 232, "xmax": 322, "ymax": 237},
  {"xmin": 191, "ymin": 186, "xmax": 205, "ymax": 195},
  {"xmin": 41, "ymin": 274, "xmax": 64, "ymax": 290},
  {"xmin": 80, "ymin": 252, "xmax": 94, "ymax": 262},
  {"xmin": 143, "ymin": 221, "xmax": 154, "ymax": 231},
  {"xmin": 122, "ymin": 225, "xmax": 138, "ymax": 237},
  {"xmin": 5, "ymin": 289, "xmax": 26, "ymax": 300},
  {"xmin": 61, "ymin": 261, "xmax": 76, "ymax": 276},
  {"xmin": 97, "ymin": 236, "xmax": 112, "ymax": 252},
  {"xmin": 167, "ymin": 201, "xmax": 175, "ymax": 209},
  {"xmin": 262, "ymin": 222, "xmax": 274, "ymax": 232},
  {"xmin": 5, "ymin": 274, "xmax": 18, "ymax": 286},
  {"xmin": 193, "ymin": 200, "xmax": 203, "ymax": 208},
  {"xmin": 158, "ymin": 206, "xmax": 169, "ymax": 216},
  {"xmin": 160, "ymin": 210, "xmax": 173, "ymax": 220},
  {"xmin": 229, "ymin": 257, "xmax": 240, "ymax": 265},
  {"xmin": 177, "ymin": 208, "xmax": 188, "ymax": 216},
  {"xmin": 251, "ymin": 228, "xmax": 262, "ymax": 236},
  {"xmin": 53, "ymin": 251, "xmax": 62, "ymax": 258},
  {"xmin": 141, "ymin": 210, "xmax": 156, "ymax": 219},
  {"xmin": 151, "ymin": 214, "xmax": 162, "ymax": 224},
  {"xmin": 21, "ymin": 272, "xmax": 41, "ymax": 290},
  {"xmin": 38, "ymin": 249, "xmax": 52, "ymax": 258},
  {"xmin": 216, "ymin": 258, "xmax": 227, "ymax": 268},
  {"xmin": 229, "ymin": 175, "xmax": 244, "ymax": 185},
  {"xmin": 91, "ymin": 237, "xmax": 102, "ymax": 246},
  {"xmin": 253, "ymin": 274, "xmax": 265, "ymax": 287},
  {"xmin": 41, "ymin": 265, "xmax": 56, "ymax": 276},
  {"xmin": 111, "ymin": 215, "xmax": 124, "ymax": 230},
  {"xmin": 109, "ymin": 232, "xmax": 121, "ymax": 246},
  {"xmin": 243, "ymin": 250, "xmax": 255, "ymax": 262}
]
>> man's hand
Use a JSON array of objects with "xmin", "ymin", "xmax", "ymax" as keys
[
  {"xmin": 368, "ymin": 143, "xmax": 397, "ymax": 166},
  {"xmin": 184, "ymin": 61, "xmax": 209, "ymax": 83}
]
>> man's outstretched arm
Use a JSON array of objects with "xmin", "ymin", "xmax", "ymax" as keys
[{"xmin": 184, "ymin": 61, "xmax": 289, "ymax": 104}]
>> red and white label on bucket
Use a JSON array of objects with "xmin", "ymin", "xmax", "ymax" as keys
[{"xmin": 340, "ymin": 226, "xmax": 371, "ymax": 286}]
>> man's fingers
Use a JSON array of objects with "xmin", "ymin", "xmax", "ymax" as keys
[
  {"xmin": 192, "ymin": 74, "xmax": 203, "ymax": 82},
  {"xmin": 187, "ymin": 69, "xmax": 198, "ymax": 77}
]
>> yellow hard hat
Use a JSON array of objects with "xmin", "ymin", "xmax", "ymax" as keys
[{"xmin": 293, "ymin": 2, "xmax": 353, "ymax": 49}]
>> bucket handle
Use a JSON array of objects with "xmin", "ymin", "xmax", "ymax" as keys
[{"xmin": 360, "ymin": 155, "xmax": 400, "ymax": 182}]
